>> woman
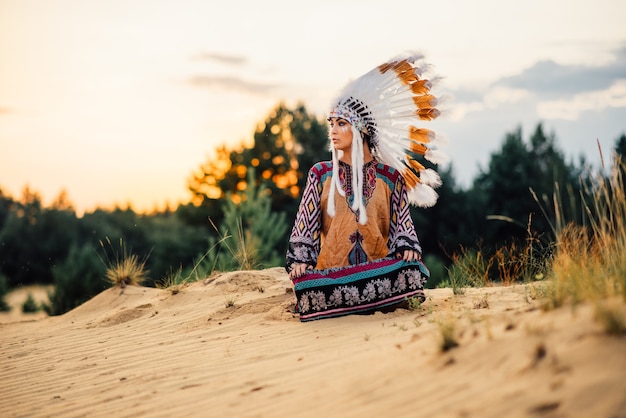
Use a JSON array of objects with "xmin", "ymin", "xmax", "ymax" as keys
[{"xmin": 286, "ymin": 53, "xmax": 448, "ymax": 321}]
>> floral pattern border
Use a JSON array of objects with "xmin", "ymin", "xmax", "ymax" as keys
[{"xmin": 297, "ymin": 268, "xmax": 425, "ymax": 314}]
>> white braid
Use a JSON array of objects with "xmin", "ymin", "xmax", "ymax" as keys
[
  {"xmin": 327, "ymin": 146, "xmax": 339, "ymax": 217},
  {"xmin": 350, "ymin": 125, "xmax": 367, "ymax": 224},
  {"xmin": 327, "ymin": 127, "xmax": 347, "ymax": 217}
]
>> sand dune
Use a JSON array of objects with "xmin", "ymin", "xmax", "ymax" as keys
[{"xmin": 1, "ymin": 268, "xmax": 625, "ymax": 417}]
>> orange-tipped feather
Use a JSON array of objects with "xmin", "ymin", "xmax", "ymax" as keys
[
  {"xmin": 416, "ymin": 108, "xmax": 440, "ymax": 121},
  {"xmin": 410, "ymin": 79, "xmax": 431, "ymax": 95},
  {"xmin": 378, "ymin": 62, "xmax": 393, "ymax": 73},
  {"xmin": 396, "ymin": 62, "xmax": 418, "ymax": 84},
  {"xmin": 378, "ymin": 60, "xmax": 408, "ymax": 74},
  {"xmin": 379, "ymin": 59, "xmax": 419, "ymax": 84},
  {"xmin": 392, "ymin": 60, "xmax": 412, "ymax": 74},
  {"xmin": 408, "ymin": 127, "xmax": 433, "ymax": 143},
  {"xmin": 403, "ymin": 168, "xmax": 421, "ymax": 188},
  {"xmin": 410, "ymin": 141, "xmax": 428, "ymax": 155},
  {"xmin": 409, "ymin": 159, "xmax": 426, "ymax": 173},
  {"xmin": 412, "ymin": 94, "xmax": 436, "ymax": 109}
]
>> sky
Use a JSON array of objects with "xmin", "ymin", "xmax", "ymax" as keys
[{"xmin": 1, "ymin": 0, "xmax": 625, "ymax": 215}]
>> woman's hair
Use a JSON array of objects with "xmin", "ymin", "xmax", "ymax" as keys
[{"xmin": 361, "ymin": 131, "xmax": 373, "ymax": 150}]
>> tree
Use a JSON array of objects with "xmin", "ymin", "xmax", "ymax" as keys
[
  {"xmin": 0, "ymin": 187, "xmax": 16, "ymax": 232},
  {"xmin": 615, "ymin": 133, "xmax": 626, "ymax": 178},
  {"xmin": 0, "ymin": 272, "xmax": 10, "ymax": 311},
  {"xmin": 0, "ymin": 186, "xmax": 79, "ymax": 286},
  {"xmin": 289, "ymin": 104, "xmax": 330, "ymax": 191},
  {"xmin": 471, "ymin": 124, "xmax": 578, "ymax": 247},
  {"xmin": 204, "ymin": 170, "xmax": 289, "ymax": 271},
  {"xmin": 615, "ymin": 133, "xmax": 626, "ymax": 159},
  {"xmin": 188, "ymin": 103, "xmax": 328, "ymax": 220},
  {"xmin": 411, "ymin": 163, "xmax": 478, "ymax": 261},
  {"xmin": 141, "ymin": 211, "xmax": 209, "ymax": 284},
  {"xmin": 45, "ymin": 244, "xmax": 107, "ymax": 315},
  {"xmin": 472, "ymin": 127, "xmax": 535, "ymax": 245}
]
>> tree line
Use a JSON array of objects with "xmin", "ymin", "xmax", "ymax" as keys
[{"xmin": 1, "ymin": 102, "xmax": 624, "ymax": 314}]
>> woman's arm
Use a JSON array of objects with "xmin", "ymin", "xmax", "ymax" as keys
[
  {"xmin": 285, "ymin": 165, "xmax": 324, "ymax": 275},
  {"xmin": 388, "ymin": 174, "xmax": 423, "ymax": 257}
]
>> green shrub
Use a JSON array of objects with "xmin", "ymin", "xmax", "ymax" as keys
[
  {"xmin": 448, "ymin": 249, "xmax": 492, "ymax": 288},
  {"xmin": 44, "ymin": 244, "xmax": 107, "ymax": 316},
  {"xmin": 0, "ymin": 273, "xmax": 11, "ymax": 312},
  {"xmin": 21, "ymin": 293, "xmax": 40, "ymax": 313},
  {"xmin": 201, "ymin": 170, "xmax": 288, "ymax": 273}
]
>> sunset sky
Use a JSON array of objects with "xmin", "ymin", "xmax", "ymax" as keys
[{"xmin": 1, "ymin": 0, "xmax": 625, "ymax": 215}]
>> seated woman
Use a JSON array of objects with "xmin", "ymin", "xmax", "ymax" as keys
[{"xmin": 286, "ymin": 53, "xmax": 448, "ymax": 322}]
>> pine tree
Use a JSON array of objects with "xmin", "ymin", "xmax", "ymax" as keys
[{"xmin": 207, "ymin": 170, "xmax": 288, "ymax": 271}]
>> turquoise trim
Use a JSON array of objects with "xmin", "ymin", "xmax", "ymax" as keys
[
  {"xmin": 294, "ymin": 259, "xmax": 429, "ymax": 291},
  {"xmin": 375, "ymin": 163, "xmax": 396, "ymax": 190}
]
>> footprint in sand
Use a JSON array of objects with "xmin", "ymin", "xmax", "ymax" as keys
[{"xmin": 99, "ymin": 303, "xmax": 153, "ymax": 327}]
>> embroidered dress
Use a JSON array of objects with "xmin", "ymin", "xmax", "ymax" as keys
[{"xmin": 286, "ymin": 160, "xmax": 429, "ymax": 321}]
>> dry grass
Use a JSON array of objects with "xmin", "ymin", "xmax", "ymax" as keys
[
  {"xmin": 493, "ymin": 232, "xmax": 547, "ymax": 285},
  {"xmin": 208, "ymin": 217, "xmax": 262, "ymax": 272},
  {"xmin": 104, "ymin": 254, "xmax": 148, "ymax": 288},
  {"xmin": 156, "ymin": 271, "xmax": 187, "ymax": 295},
  {"xmin": 446, "ymin": 246, "xmax": 493, "ymax": 289},
  {"xmin": 444, "ymin": 223, "xmax": 548, "ymax": 291},
  {"xmin": 445, "ymin": 154, "xmax": 626, "ymax": 337},
  {"xmin": 99, "ymin": 238, "xmax": 148, "ymax": 288},
  {"xmin": 437, "ymin": 316, "xmax": 460, "ymax": 352},
  {"xmin": 539, "ymin": 156, "xmax": 626, "ymax": 334},
  {"xmin": 224, "ymin": 295, "xmax": 237, "ymax": 308},
  {"xmin": 405, "ymin": 296, "xmax": 424, "ymax": 311},
  {"xmin": 228, "ymin": 218, "xmax": 262, "ymax": 270}
]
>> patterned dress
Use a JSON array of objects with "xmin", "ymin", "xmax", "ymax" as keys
[{"xmin": 286, "ymin": 160, "xmax": 429, "ymax": 321}]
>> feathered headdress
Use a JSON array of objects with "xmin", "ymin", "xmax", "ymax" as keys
[{"xmin": 327, "ymin": 53, "xmax": 448, "ymax": 223}]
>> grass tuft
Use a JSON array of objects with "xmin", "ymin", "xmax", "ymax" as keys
[
  {"xmin": 99, "ymin": 237, "xmax": 148, "ymax": 288},
  {"xmin": 156, "ymin": 269, "xmax": 187, "ymax": 295},
  {"xmin": 437, "ymin": 316, "xmax": 460, "ymax": 352},
  {"xmin": 444, "ymin": 214, "xmax": 550, "ymax": 289},
  {"xmin": 21, "ymin": 293, "xmax": 41, "ymax": 313},
  {"xmin": 405, "ymin": 296, "xmax": 424, "ymax": 311},
  {"xmin": 446, "ymin": 247, "xmax": 492, "ymax": 290},
  {"xmin": 224, "ymin": 296, "xmax": 237, "ymax": 308}
]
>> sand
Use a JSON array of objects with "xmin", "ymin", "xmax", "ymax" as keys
[{"xmin": 1, "ymin": 268, "xmax": 625, "ymax": 418}]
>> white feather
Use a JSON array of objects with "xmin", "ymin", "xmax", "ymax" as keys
[
  {"xmin": 419, "ymin": 168, "xmax": 442, "ymax": 187},
  {"xmin": 425, "ymin": 149, "xmax": 450, "ymax": 164},
  {"xmin": 407, "ymin": 184, "xmax": 438, "ymax": 208}
]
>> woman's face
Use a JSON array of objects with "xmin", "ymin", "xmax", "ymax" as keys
[{"xmin": 328, "ymin": 118, "xmax": 353, "ymax": 152}]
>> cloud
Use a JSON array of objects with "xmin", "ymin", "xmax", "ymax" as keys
[
  {"xmin": 187, "ymin": 52, "xmax": 281, "ymax": 95},
  {"xmin": 187, "ymin": 75, "xmax": 277, "ymax": 95},
  {"xmin": 537, "ymin": 79, "xmax": 626, "ymax": 120},
  {"xmin": 447, "ymin": 86, "xmax": 531, "ymax": 121},
  {"xmin": 0, "ymin": 106, "xmax": 11, "ymax": 114},
  {"xmin": 498, "ymin": 46, "xmax": 626, "ymax": 96},
  {"xmin": 448, "ymin": 45, "xmax": 626, "ymax": 122},
  {"xmin": 191, "ymin": 52, "xmax": 247, "ymax": 66}
]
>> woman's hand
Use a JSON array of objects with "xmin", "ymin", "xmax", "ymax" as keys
[
  {"xmin": 289, "ymin": 263, "xmax": 313, "ymax": 279},
  {"xmin": 396, "ymin": 250, "xmax": 422, "ymax": 262}
]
